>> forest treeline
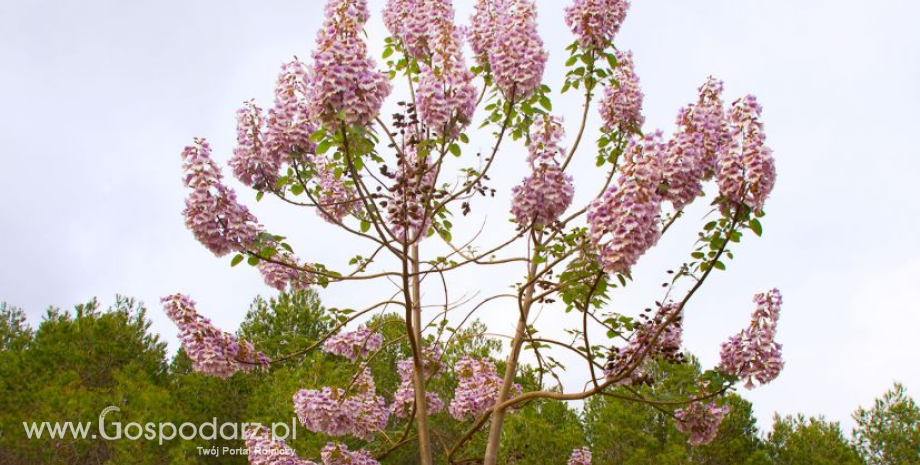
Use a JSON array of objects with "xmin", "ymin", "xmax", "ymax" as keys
[{"xmin": 0, "ymin": 291, "xmax": 917, "ymax": 464}]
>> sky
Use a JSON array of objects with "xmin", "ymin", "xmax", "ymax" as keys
[{"xmin": 1, "ymin": 0, "xmax": 918, "ymax": 435}]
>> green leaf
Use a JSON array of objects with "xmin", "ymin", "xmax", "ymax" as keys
[
  {"xmin": 750, "ymin": 218, "xmax": 763, "ymax": 237},
  {"xmin": 231, "ymin": 255, "xmax": 244, "ymax": 267},
  {"xmin": 539, "ymin": 95, "xmax": 553, "ymax": 111},
  {"xmin": 247, "ymin": 256, "xmax": 260, "ymax": 266},
  {"xmin": 316, "ymin": 140, "xmax": 333, "ymax": 155},
  {"xmin": 360, "ymin": 221, "xmax": 371, "ymax": 233},
  {"xmin": 449, "ymin": 143, "xmax": 462, "ymax": 157}
]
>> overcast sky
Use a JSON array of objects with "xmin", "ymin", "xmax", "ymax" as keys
[{"xmin": 1, "ymin": 0, "xmax": 918, "ymax": 434}]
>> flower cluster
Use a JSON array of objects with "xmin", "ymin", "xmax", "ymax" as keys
[
  {"xmin": 468, "ymin": 0, "xmax": 506, "ymax": 69},
  {"xmin": 294, "ymin": 369, "xmax": 389, "ymax": 440},
  {"xmin": 162, "ymin": 294, "xmax": 269, "ymax": 378},
  {"xmin": 312, "ymin": 154, "xmax": 360, "ymax": 224},
  {"xmin": 567, "ymin": 447, "xmax": 592, "ymax": 465},
  {"xmin": 230, "ymin": 101, "xmax": 281, "ymax": 190},
  {"xmin": 306, "ymin": 0, "xmax": 391, "ymax": 126},
  {"xmin": 245, "ymin": 426, "xmax": 317, "ymax": 465},
  {"xmin": 449, "ymin": 357, "xmax": 520, "ymax": 420},
  {"xmin": 257, "ymin": 258, "xmax": 313, "ymax": 292},
  {"xmin": 676, "ymin": 77, "xmax": 730, "ymax": 179},
  {"xmin": 322, "ymin": 328, "xmax": 384, "ymax": 361},
  {"xmin": 660, "ymin": 130, "xmax": 704, "ymax": 210},
  {"xmin": 487, "ymin": 0, "xmax": 548, "ymax": 100},
  {"xmin": 599, "ymin": 50, "xmax": 644, "ymax": 134},
  {"xmin": 320, "ymin": 443, "xmax": 379, "ymax": 465},
  {"xmin": 674, "ymin": 402, "xmax": 730, "ymax": 446},
  {"xmin": 181, "ymin": 139, "xmax": 260, "ymax": 257},
  {"xmin": 587, "ymin": 133, "xmax": 665, "ymax": 275},
  {"xmin": 511, "ymin": 115, "xmax": 574, "ymax": 227},
  {"xmin": 564, "ymin": 0, "xmax": 630, "ymax": 49},
  {"xmin": 382, "ymin": 0, "xmax": 430, "ymax": 59},
  {"xmin": 720, "ymin": 289, "xmax": 784, "ymax": 389},
  {"xmin": 266, "ymin": 59, "xmax": 317, "ymax": 160},
  {"xmin": 391, "ymin": 347, "xmax": 446, "ymax": 418},
  {"xmin": 386, "ymin": 136, "xmax": 437, "ymax": 243},
  {"xmin": 717, "ymin": 95, "xmax": 776, "ymax": 212},
  {"xmin": 605, "ymin": 302, "xmax": 683, "ymax": 384}
]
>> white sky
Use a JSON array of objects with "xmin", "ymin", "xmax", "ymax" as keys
[{"xmin": 1, "ymin": 0, "xmax": 918, "ymax": 434}]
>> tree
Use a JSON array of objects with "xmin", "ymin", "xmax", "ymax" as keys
[
  {"xmin": 765, "ymin": 415, "xmax": 864, "ymax": 465},
  {"xmin": 853, "ymin": 383, "xmax": 920, "ymax": 465},
  {"xmin": 163, "ymin": 0, "xmax": 785, "ymax": 463},
  {"xmin": 0, "ymin": 297, "xmax": 196, "ymax": 465}
]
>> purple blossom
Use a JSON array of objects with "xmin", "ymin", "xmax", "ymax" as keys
[
  {"xmin": 244, "ymin": 426, "xmax": 317, "ymax": 465},
  {"xmin": 674, "ymin": 401, "xmax": 730, "ymax": 446},
  {"xmin": 661, "ymin": 130, "xmax": 705, "ymax": 210},
  {"xmin": 312, "ymin": 154, "xmax": 360, "ymax": 224},
  {"xmin": 181, "ymin": 139, "xmax": 261, "ymax": 257},
  {"xmin": 293, "ymin": 369, "xmax": 389, "ymax": 440},
  {"xmin": 719, "ymin": 289, "xmax": 784, "ymax": 389},
  {"xmin": 320, "ymin": 443, "xmax": 380, "ymax": 465},
  {"xmin": 391, "ymin": 347, "xmax": 446, "ymax": 418},
  {"xmin": 322, "ymin": 328, "xmax": 384, "ymax": 361},
  {"xmin": 599, "ymin": 50, "xmax": 644, "ymax": 134},
  {"xmin": 564, "ymin": 0, "xmax": 630, "ymax": 49},
  {"xmin": 567, "ymin": 447, "xmax": 592, "ymax": 465},
  {"xmin": 230, "ymin": 101, "xmax": 281, "ymax": 190},
  {"xmin": 306, "ymin": 0, "xmax": 391, "ymax": 126},
  {"xmin": 162, "ymin": 294, "xmax": 269, "ymax": 379},
  {"xmin": 449, "ymin": 357, "xmax": 520, "ymax": 420},
  {"xmin": 511, "ymin": 116, "xmax": 574, "ymax": 227},
  {"xmin": 717, "ymin": 95, "xmax": 776, "ymax": 212},
  {"xmin": 266, "ymin": 59, "xmax": 317, "ymax": 160},
  {"xmin": 257, "ymin": 258, "xmax": 313, "ymax": 292},
  {"xmin": 587, "ymin": 133, "xmax": 665, "ymax": 275},
  {"xmin": 468, "ymin": 0, "xmax": 507, "ymax": 69},
  {"xmin": 488, "ymin": 0, "xmax": 548, "ymax": 100},
  {"xmin": 676, "ymin": 77, "xmax": 730, "ymax": 180},
  {"xmin": 383, "ymin": 0, "xmax": 430, "ymax": 59}
]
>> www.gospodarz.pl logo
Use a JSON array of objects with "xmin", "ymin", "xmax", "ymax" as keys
[{"xmin": 23, "ymin": 406, "xmax": 299, "ymax": 445}]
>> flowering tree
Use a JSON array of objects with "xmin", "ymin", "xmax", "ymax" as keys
[{"xmin": 164, "ymin": 0, "xmax": 784, "ymax": 463}]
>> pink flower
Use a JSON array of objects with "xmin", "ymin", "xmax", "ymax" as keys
[
  {"xmin": 674, "ymin": 402, "xmax": 730, "ymax": 446},
  {"xmin": 312, "ymin": 154, "xmax": 360, "ymax": 224},
  {"xmin": 320, "ymin": 443, "xmax": 379, "ymax": 465},
  {"xmin": 257, "ymin": 258, "xmax": 313, "ymax": 292},
  {"xmin": 511, "ymin": 116, "xmax": 574, "ymax": 227},
  {"xmin": 181, "ymin": 139, "xmax": 261, "ymax": 257},
  {"xmin": 676, "ymin": 77, "xmax": 730, "ymax": 180},
  {"xmin": 717, "ymin": 95, "xmax": 776, "ymax": 212},
  {"xmin": 719, "ymin": 289, "xmax": 784, "ymax": 389},
  {"xmin": 587, "ymin": 133, "xmax": 665, "ymax": 275},
  {"xmin": 564, "ymin": 0, "xmax": 630, "ymax": 49},
  {"xmin": 306, "ymin": 0, "xmax": 391, "ymax": 126},
  {"xmin": 391, "ymin": 347, "xmax": 445, "ymax": 418},
  {"xmin": 468, "ymin": 0, "xmax": 508, "ymax": 69},
  {"xmin": 567, "ymin": 447, "xmax": 592, "ymax": 465},
  {"xmin": 230, "ymin": 101, "xmax": 281, "ymax": 190},
  {"xmin": 449, "ymin": 357, "xmax": 520, "ymax": 420},
  {"xmin": 244, "ymin": 426, "xmax": 317, "ymax": 465},
  {"xmin": 488, "ymin": 0, "xmax": 548, "ymax": 100},
  {"xmin": 322, "ymin": 328, "xmax": 384, "ymax": 361},
  {"xmin": 162, "ymin": 294, "xmax": 269, "ymax": 378},
  {"xmin": 599, "ymin": 50, "xmax": 644, "ymax": 134},
  {"xmin": 294, "ymin": 369, "xmax": 388, "ymax": 440},
  {"xmin": 266, "ymin": 59, "xmax": 317, "ymax": 160}
]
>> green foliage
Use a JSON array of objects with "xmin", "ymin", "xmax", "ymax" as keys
[
  {"xmin": 853, "ymin": 383, "xmax": 920, "ymax": 465},
  {"xmin": 765, "ymin": 415, "xmax": 864, "ymax": 465}
]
